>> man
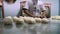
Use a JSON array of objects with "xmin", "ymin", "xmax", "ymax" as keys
[
  {"xmin": 23, "ymin": 0, "xmax": 46, "ymax": 18},
  {"xmin": 17, "ymin": 0, "xmax": 29, "ymax": 17}
]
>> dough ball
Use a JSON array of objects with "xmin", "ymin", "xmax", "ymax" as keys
[
  {"xmin": 51, "ymin": 16, "xmax": 60, "ymax": 20},
  {"xmin": 23, "ymin": 17, "xmax": 32, "ymax": 23},
  {"xmin": 13, "ymin": 16, "xmax": 24, "ymax": 25},
  {"xmin": 13, "ymin": 16, "xmax": 19, "ymax": 22},
  {"xmin": 41, "ymin": 18, "xmax": 49, "ymax": 24},
  {"xmin": 19, "ymin": 16, "xmax": 23, "ymax": 17},
  {"xmin": 3, "ymin": 16, "xmax": 12, "ymax": 24},
  {"xmin": 51, "ymin": 16, "xmax": 55, "ymax": 19},
  {"xmin": 23, "ymin": 17, "xmax": 35, "ymax": 24},
  {"xmin": 34, "ymin": 18, "xmax": 42, "ymax": 23},
  {"xmin": 30, "ymin": 17, "xmax": 36, "ymax": 24},
  {"xmin": 54, "ymin": 16, "xmax": 60, "ymax": 20},
  {"xmin": 17, "ymin": 17, "xmax": 24, "ymax": 23}
]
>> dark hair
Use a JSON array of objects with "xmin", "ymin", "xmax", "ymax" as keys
[{"xmin": 5, "ymin": 0, "xmax": 16, "ymax": 3}]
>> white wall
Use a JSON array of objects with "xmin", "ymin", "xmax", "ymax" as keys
[{"xmin": 42, "ymin": 0, "xmax": 59, "ymax": 16}]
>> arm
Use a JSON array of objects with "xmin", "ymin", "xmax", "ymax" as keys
[
  {"xmin": 41, "ymin": 4, "xmax": 47, "ymax": 18},
  {"xmin": 40, "ymin": 5, "xmax": 47, "ymax": 18},
  {"xmin": 22, "ymin": 2, "xmax": 35, "ymax": 17},
  {"xmin": 40, "ymin": 10, "xmax": 46, "ymax": 18},
  {"xmin": 23, "ymin": 8, "xmax": 35, "ymax": 17},
  {"xmin": 36, "ymin": 1, "xmax": 46, "ymax": 18}
]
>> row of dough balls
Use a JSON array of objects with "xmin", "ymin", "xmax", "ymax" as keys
[
  {"xmin": 51, "ymin": 16, "xmax": 60, "ymax": 20},
  {"xmin": 3, "ymin": 16, "xmax": 49, "ymax": 24},
  {"xmin": 13, "ymin": 16, "xmax": 49, "ymax": 24}
]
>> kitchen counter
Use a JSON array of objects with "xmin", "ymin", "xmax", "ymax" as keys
[
  {"xmin": 0, "ymin": 18, "xmax": 2, "ymax": 34},
  {"xmin": 2, "ymin": 19, "xmax": 60, "ymax": 34}
]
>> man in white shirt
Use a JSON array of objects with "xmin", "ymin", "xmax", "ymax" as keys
[
  {"xmin": 3, "ymin": 0, "xmax": 20, "ymax": 17},
  {"xmin": 17, "ymin": 0, "xmax": 30, "ymax": 17},
  {"xmin": 23, "ymin": 0, "xmax": 46, "ymax": 18},
  {"xmin": 3, "ymin": 0, "xmax": 29, "ymax": 17}
]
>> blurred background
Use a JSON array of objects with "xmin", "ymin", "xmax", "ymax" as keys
[
  {"xmin": 0, "ymin": 0, "xmax": 60, "ymax": 34},
  {"xmin": 1, "ymin": 0, "xmax": 59, "ymax": 17}
]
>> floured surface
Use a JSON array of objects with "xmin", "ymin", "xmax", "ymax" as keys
[{"xmin": 2, "ymin": 19, "xmax": 60, "ymax": 34}]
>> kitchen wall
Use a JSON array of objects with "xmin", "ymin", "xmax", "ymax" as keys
[{"xmin": 3, "ymin": 0, "xmax": 59, "ymax": 17}]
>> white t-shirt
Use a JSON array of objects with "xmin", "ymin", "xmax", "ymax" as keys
[
  {"xmin": 3, "ymin": 0, "xmax": 28, "ymax": 17},
  {"xmin": 23, "ymin": 1, "xmax": 29, "ymax": 9},
  {"xmin": 37, "ymin": 0, "xmax": 46, "ymax": 11},
  {"xmin": 27, "ymin": 0, "xmax": 46, "ymax": 10},
  {"xmin": 3, "ymin": 1, "xmax": 20, "ymax": 17}
]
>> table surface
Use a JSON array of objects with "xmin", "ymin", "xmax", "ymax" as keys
[
  {"xmin": 2, "ymin": 19, "xmax": 60, "ymax": 34},
  {"xmin": 0, "ymin": 18, "xmax": 2, "ymax": 34}
]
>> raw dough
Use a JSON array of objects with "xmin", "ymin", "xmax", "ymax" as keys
[
  {"xmin": 3, "ymin": 16, "xmax": 12, "ymax": 24},
  {"xmin": 51, "ymin": 16, "xmax": 60, "ymax": 20},
  {"xmin": 41, "ymin": 18, "xmax": 49, "ymax": 23},
  {"xmin": 34, "ymin": 18, "xmax": 42, "ymax": 23},
  {"xmin": 18, "ymin": 17, "xmax": 24, "ymax": 23},
  {"xmin": 13, "ymin": 16, "xmax": 19, "ymax": 22},
  {"xmin": 23, "ymin": 17, "xmax": 36, "ymax": 24}
]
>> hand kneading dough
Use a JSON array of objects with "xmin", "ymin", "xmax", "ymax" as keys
[
  {"xmin": 3, "ymin": 16, "xmax": 12, "ymax": 24},
  {"xmin": 34, "ymin": 18, "xmax": 42, "ymax": 23},
  {"xmin": 23, "ymin": 17, "xmax": 35, "ymax": 24},
  {"xmin": 41, "ymin": 18, "xmax": 49, "ymax": 23}
]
